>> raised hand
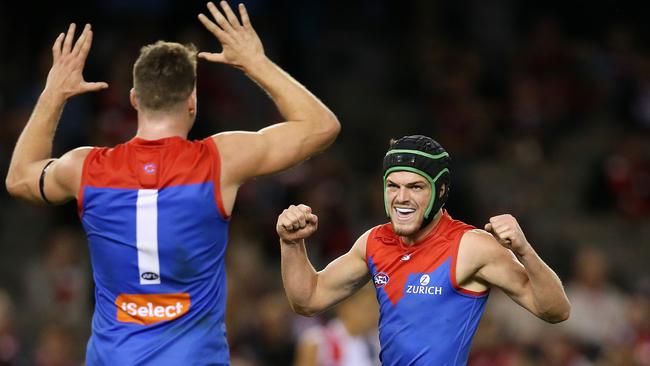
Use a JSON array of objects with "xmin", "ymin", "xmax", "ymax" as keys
[
  {"xmin": 197, "ymin": 1, "xmax": 265, "ymax": 71},
  {"xmin": 45, "ymin": 23, "xmax": 108, "ymax": 99},
  {"xmin": 277, "ymin": 204, "xmax": 319, "ymax": 243},
  {"xmin": 484, "ymin": 214, "xmax": 531, "ymax": 257}
]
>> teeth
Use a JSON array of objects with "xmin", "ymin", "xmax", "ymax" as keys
[{"xmin": 396, "ymin": 208, "xmax": 415, "ymax": 214}]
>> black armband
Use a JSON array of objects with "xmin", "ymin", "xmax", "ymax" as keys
[{"xmin": 39, "ymin": 160, "xmax": 56, "ymax": 205}]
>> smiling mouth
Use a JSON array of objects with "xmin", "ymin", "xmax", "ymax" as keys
[{"xmin": 394, "ymin": 207, "xmax": 416, "ymax": 220}]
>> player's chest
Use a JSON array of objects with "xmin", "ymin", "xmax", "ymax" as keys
[{"xmin": 369, "ymin": 244, "xmax": 453, "ymax": 304}]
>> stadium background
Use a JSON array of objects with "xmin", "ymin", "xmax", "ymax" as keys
[{"xmin": 1, "ymin": 1, "xmax": 649, "ymax": 364}]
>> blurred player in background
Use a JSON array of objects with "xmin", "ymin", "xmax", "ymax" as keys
[
  {"xmin": 5, "ymin": 1, "xmax": 339, "ymax": 365},
  {"xmin": 277, "ymin": 135, "xmax": 570, "ymax": 365},
  {"xmin": 293, "ymin": 283, "xmax": 380, "ymax": 366}
]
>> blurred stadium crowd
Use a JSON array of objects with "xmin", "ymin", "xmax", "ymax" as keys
[{"xmin": 1, "ymin": 1, "xmax": 649, "ymax": 365}]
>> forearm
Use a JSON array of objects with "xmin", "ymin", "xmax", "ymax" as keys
[
  {"xmin": 517, "ymin": 246, "xmax": 571, "ymax": 322},
  {"xmin": 6, "ymin": 90, "xmax": 66, "ymax": 190},
  {"xmin": 244, "ymin": 57, "xmax": 338, "ymax": 130},
  {"xmin": 280, "ymin": 239, "xmax": 321, "ymax": 316}
]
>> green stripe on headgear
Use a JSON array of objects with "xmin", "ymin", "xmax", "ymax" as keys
[{"xmin": 386, "ymin": 149, "xmax": 450, "ymax": 161}]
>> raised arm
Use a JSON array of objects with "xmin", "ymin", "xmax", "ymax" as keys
[
  {"xmin": 460, "ymin": 215, "xmax": 571, "ymax": 323},
  {"xmin": 277, "ymin": 204, "xmax": 370, "ymax": 316},
  {"xmin": 197, "ymin": 3, "xmax": 340, "ymax": 196},
  {"xmin": 5, "ymin": 24, "xmax": 107, "ymax": 204}
]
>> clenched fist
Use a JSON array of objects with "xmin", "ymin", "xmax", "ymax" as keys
[
  {"xmin": 277, "ymin": 204, "xmax": 319, "ymax": 243},
  {"xmin": 484, "ymin": 214, "xmax": 531, "ymax": 257}
]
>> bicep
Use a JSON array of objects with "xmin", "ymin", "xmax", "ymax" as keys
[
  {"xmin": 7, "ymin": 155, "xmax": 76, "ymax": 205},
  {"xmin": 311, "ymin": 233, "xmax": 371, "ymax": 310},
  {"xmin": 476, "ymin": 245, "xmax": 537, "ymax": 312},
  {"xmin": 213, "ymin": 122, "xmax": 331, "ymax": 184},
  {"xmin": 42, "ymin": 148, "xmax": 89, "ymax": 204},
  {"xmin": 7, "ymin": 159, "xmax": 53, "ymax": 203}
]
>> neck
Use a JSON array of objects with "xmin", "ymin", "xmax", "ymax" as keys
[
  {"xmin": 135, "ymin": 110, "xmax": 191, "ymax": 140},
  {"xmin": 400, "ymin": 209, "xmax": 444, "ymax": 245}
]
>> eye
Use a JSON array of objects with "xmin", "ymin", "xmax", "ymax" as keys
[{"xmin": 386, "ymin": 182, "xmax": 398, "ymax": 189}]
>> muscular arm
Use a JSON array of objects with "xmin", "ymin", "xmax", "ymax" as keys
[
  {"xmin": 460, "ymin": 216, "xmax": 570, "ymax": 323},
  {"xmin": 281, "ymin": 232, "xmax": 371, "ymax": 316},
  {"xmin": 277, "ymin": 205, "xmax": 370, "ymax": 316},
  {"xmin": 6, "ymin": 90, "xmax": 66, "ymax": 202},
  {"xmin": 6, "ymin": 24, "xmax": 106, "ymax": 204},
  {"xmin": 197, "ymin": 2, "xmax": 340, "ymax": 214},
  {"xmin": 214, "ymin": 56, "xmax": 340, "ymax": 183},
  {"xmin": 7, "ymin": 138, "xmax": 89, "ymax": 204}
]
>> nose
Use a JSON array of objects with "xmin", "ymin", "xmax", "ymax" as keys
[{"xmin": 396, "ymin": 186, "xmax": 409, "ymax": 203}]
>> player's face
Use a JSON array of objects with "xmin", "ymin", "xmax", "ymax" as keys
[{"xmin": 385, "ymin": 171, "xmax": 432, "ymax": 237}]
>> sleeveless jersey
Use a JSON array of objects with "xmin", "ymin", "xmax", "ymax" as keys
[
  {"xmin": 365, "ymin": 211, "xmax": 489, "ymax": 366},
  {"xmin": 78, "ymin": 136, "xmax": 230, "ymax": 365}
]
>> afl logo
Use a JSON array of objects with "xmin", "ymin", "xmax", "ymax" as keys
[
  {"xmin": 143, "ymin": 163, "xmax": 156, "ymax": 174},
  {"xmin": 141, "ymin": 272, "xmax": 160, "ymax": 281},
  {"xmin": 373, "ymin": 272, "xmax": 389, "ymax": 288},
  {"xmin": 420, "ymin": 274, "xmax": 431, "ymax": 286}
]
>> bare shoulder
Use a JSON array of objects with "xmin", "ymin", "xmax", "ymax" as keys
[
  {"xmin": 211, "ymin": 131, "xmax": 266, "ymax": 184},
  {"xmin": 43, "ymin": 147, "xmax": 94, "ymax": 203},
  {"xmin": 211, "ymin": 131, "xmax": 269, "ymax": 156},
  {"xmin": 55, "ymin": 147, "xmax": 93, "ymax": 175},
  {"xmin": 61, "ymin": 146, "xmax": 93, "ymax": 162},
  {"xmin": 462, "ymin": 229, "xmax": 498, "ymax": 248},
  {"xmin": 350, "ymin": 228, "xmax": 374, "ymax": 257},
  {"xmin": 459, "ymin": 229, "xmax": 511, "ymax": 269},
  {"xmin": 454, "ymin": 229, "xmax": 511, "ymax": 291},
  {"xmin": 211, "ymin": 131, "xmax": 260, "ymax": 149}
]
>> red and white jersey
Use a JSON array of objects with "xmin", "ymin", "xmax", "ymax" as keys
[{"xmin": 300, "ymin": 319, "xmax": 380, "ymax": 366}]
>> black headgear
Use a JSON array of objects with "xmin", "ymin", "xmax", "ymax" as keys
[{"xmin": 382, "ymin": 135, "xmax": 451, "ymax": 228}]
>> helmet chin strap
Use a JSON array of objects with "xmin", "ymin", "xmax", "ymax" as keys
[
  {"xmin": 418, "ymin": 207, "xmax": 437, "ymax": 231},
  {"xmin": 417, "ymin": 209, "xmax": 442, "ymax": 232},
  {"xmin": 417, "ymin": 183, "xmax": 446, "ymax": 231}
]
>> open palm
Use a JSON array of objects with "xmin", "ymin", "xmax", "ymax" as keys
[
  {"xmin": 197, "ymin": 1, "xmax": 265, "ymax": 71},
  {"xmin": 45, "ymin": 23, "xmax": 108, "ymax": 99}
]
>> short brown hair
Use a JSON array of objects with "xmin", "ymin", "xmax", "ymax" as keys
[{"xmin": 133, "ymin": 41, "xmax": 197, "ymax": 111}]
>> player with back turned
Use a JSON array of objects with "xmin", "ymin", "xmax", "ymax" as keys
[
  {"xmin": 5, "ymin": 2, "xmax": 340, "ymax": 365},
  {"xmin": 277, "ymin": 135, "xmax": 571, "ymax": 365}
]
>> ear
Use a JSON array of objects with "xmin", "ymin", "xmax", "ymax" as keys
[
  {"xmin": 129, "ymin": 88, "xmax": 138, "ymax": 110},
  {"xmin": 439, "ymin": 183, "xmax": 447, "ymax": 198},
  {"xmin": 188, "ymin": 88, "xmax": 197, "ymax": 114}
]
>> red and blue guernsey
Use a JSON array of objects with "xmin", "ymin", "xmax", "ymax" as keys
[
  {"xmin": 366, "ymin": 210, "xmax": 489, "ymax": 366},
  {"xmin": 78, "ymin": 136, "xmax": 230, "ymax": 365}
]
